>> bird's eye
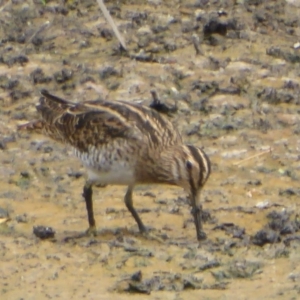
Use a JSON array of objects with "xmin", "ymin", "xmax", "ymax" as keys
[{"xmin": 186, "ymin": 160, "xmax": 192, "ymax": 170}]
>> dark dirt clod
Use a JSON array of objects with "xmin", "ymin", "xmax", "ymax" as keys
[
  {"xmin": 5, "ymin": 55, "xmax": 29, "ymax": 66},
  {"xmin": 279, "ymin": 188, "xmax": 300, "ymax": 197},
  {"xmin": 30, "ymin": 68, "xmax": 52, "ymax": 84},
  {"xmin": 213, "ymin": 223, "xmax": 246, "ymax": 239},
  {"xmin": 99, "ymin": 66, "xmax": 119, "ymax": 80},
  {"xmin": 99, "ymin": 27, "xmax": 114, "ymax": 40},
  {"xmin": 198, "ymin": 260, "xmax": 220, "ymax": 271},
  {"xmin": 131, "ymin": 270, "xmax": 142, "ymax": 282},
  {"xmin": 252, "ymin": 229, "xmax": 280, "ymax": 246},
  {"xmin": 1, "ymin": 0, "xmax": 300, "ymax": 297},
  {"xmin": 15, "ymin": 213, "xmax": 28, "ymax": 223},
  {"xmin": 126, "ymin": 282, "xmax": 150, "ymax": 294},
  {"xmin": 0, "ymin": 77, "xmax": 19, "ymax": 90},
  {"xmin": 266, "ymin": 46, "xmax": 300, "ymax": 63},
  {"xmin": 33, "ymin": 226, "xmax": 55, "ymax": 240},
  {"xmin": 267, "ymin": 210, "xmax": 300, "ymax": 235},
  {"xmin": 31, "ymin": 36, "xmax": 43, "ymax": 47},
  {"xmin": 10, "ymin": 90, "xmax": 31, "ymax": 102},
  {"xmin": 53, "ymin": 69, "xmax": 73, "ymax": 84},
  {"xmin": 0, "ymin": 141, "xmax": 6, "ymax": 150},
  {"xmin": 247, "ymin": 179, "xmax": 262, "ymax": 186},
  {"xmin": 212, "ymin": 260, "xmax": 262, "ymax": 280},
  {"xmin": 203, "ymin": 19, "xmax": 228, "ymax": 36},
  {"xmin": 114, "ymin": 271, "xmax": 203, "ymax": 293},
  {"xmin": 149, "ymin": 90, "xmax": 177, "ymax": 115},
  {"xmin": 67, "ymin": 170, "xmax": 84, "ymax": 179}
]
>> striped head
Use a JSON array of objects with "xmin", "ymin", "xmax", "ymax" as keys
[
  {"xmin": 183, "ymin": 145, "xmax": 211, "ymax": 194},
  {"xmin": 167, "ymin": 144, "xmax": 211, "ymax": 194},
  {"xmin": 160, "ymin": 144, "xmax": 211, "ymax": 240},
  {"xmin": 179, "ymin": 144, "xmax": 211, "ymax": 240}
]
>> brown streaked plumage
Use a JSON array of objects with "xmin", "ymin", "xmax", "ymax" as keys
[{"xmin": 19, "ymin": 89, "xmax": 211, "ymax": 241}]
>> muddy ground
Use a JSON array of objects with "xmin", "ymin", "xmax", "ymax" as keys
[{"xmin": 1, "ymin": 0, "xmax": 300, "ymax": 299}]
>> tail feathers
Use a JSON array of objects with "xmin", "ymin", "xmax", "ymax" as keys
[
  {"xmin": 17, "ymin": 120, "xmax": 44, "ymax": 132},
  {"xmin": 37, "ymin": 89, "xmax": 75, "ymax": 124},
  {"xmin": 40, "ymin": 89, "xmax": 73, "ymax": 106}
]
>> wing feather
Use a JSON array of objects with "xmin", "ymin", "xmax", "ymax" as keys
[{"xmin": 37, "ymin": 90, "xmax": 141, "ymax": 152}]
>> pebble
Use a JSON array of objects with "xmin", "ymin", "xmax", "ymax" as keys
[
  {"xmin": 293, "ymin": 42, "xmax": 300, "ymax": 49},
  {"xmin": 255, "ymin": 200, "xmax": 270, "ymax": 209}
]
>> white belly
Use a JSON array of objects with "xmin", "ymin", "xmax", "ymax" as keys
[
  {"xmin": 87, "ymin": 167, "xmax": 135, "ymax": 185},
  {"xmin": 73, "ymin": 147, "xmax": 136, "ymax": 185}
]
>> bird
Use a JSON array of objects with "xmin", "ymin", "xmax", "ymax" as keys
[{"xmin": 18, "ymin": 89, "xmax": 211, "ymax": 241}]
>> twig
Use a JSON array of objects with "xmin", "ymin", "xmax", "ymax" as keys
[
  {"xmin": 149, "ymin": 90, "xmax": 177, "ymax": 116},
  {"xmin": 192, "ymin": 34, "xmax": 203, "ymax": 56},
  {"xmin": 233, "ymin": 147, "xmax": 273, "ymax": 166},
  {"xmin": 96, "ymin": 0, "xmax": 127, "ymax": 51},
  {"xmin": 150, "ymin": 90, "xmax": 160, "ymax": 104}
]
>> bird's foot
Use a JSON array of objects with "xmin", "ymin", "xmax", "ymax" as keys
[
  {"xmin": 62, "ymin": 225, "xmax": 97, "ymax": 242},
  {"xmin": 85, "ymin": 225, "xmax": 97, "ymax": 236},
  {"xmin": 197, "ymin": 230, "xmax": 207, "ymax": 241}
]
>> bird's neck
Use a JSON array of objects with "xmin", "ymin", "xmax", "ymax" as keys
[{"xmin": 146, "ymin": 145, "xmax": 189, "ymax": 187}]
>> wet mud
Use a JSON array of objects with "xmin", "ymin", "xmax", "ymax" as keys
[{"xmin": 1, "ymin": 0, "xmax": 300, "ymax": 299}]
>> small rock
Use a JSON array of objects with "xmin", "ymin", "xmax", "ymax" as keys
[
  {"xmin": 252, "ymin": 229, "xmax": 280, "ymax": 246},
  {"xmin": 143, "ymin": 192, "xmax": 156, "ymax": 198},
  {"xmin": 131, "ymin": 270, "xmax": 142, "ymax": 282},
  {"xmin": 99, "ymin": 66, "xmax": 119, "ymax": 80},
  {"xmin": 127, "ymin": 11, "xmax": 148, "ymax": 26},
  {"xmin": 10, "ymin": 90, "xmax": 31, "ymax": 102},
  {"xmin": 279, "ymin": 188, "xmax": 300, "ymax": 196},
  {"xmin": 149, "ymin": 91, "xmax": 177, "ymax": 115},
  {"xmin": 255, "ymin": 201, "xmax": 270, "ymax": 209},
  {"xmin": 288, "ymin": 272, "xmax": 300, "ymax": 282},
  {"xmin": 53, "ymin": 69, "xmax": 73, "ymax": 84},
  {"xmin": 266, "ymin": 46, "xmax": 300, "ymax": 63},
  {"xmin": 137, "ymin": 26, "xmax": 152, "ymax": 35},
  {"xmin": 99, "ymin": 27, "xmax": 113, "ymax": 40},
  {"xmin": 31, "ymin": 36, "xmax": 43, "ymax": 46},
  {"xmin": 106, "ymin": 207, "xmax": 117, "ymax": 214},
  {"xmin": 33, "ymin": 226, "xmax": 55, "ymax": 239},
  {"xmin": 221, "ymin": 149, "xmax": 247, "ymax": 159},
  {"xmin": 6, "ymin": 55, "xmax": 29, "ymax": 66},
  {"xmin": 294, "ymin": 42, "xmax": 300, "ymax": 49},
  {"xmin": 213, "ymin": 222, "xmax": 245, "ymax": 238},
  {"xmin": 67, "ymin": 170, "xmax": 83, "ymax": 179},
  {"xmin": 283, "ymin": 80, "xmax": 299, "ymax": 89},
  {"xmin": 0, "ymin": 76, "xmax": 19, "ymax": 90},
  {"xmin": 15, "ymin": 214, "xmax": 28, "ymax": 223},
  {"xmin": 198, "ymin": 260, "xmax": 220, "ymax": 271},
  {"xmin": 247, "ymin": 179, "xmax": 262, "ymax": 186},
  {"xmin": 30, "ymin": 68, "xmax": 52, "ymax": 84},
  {"xmin": 203, "ymin": 18, "xmax": 227, "ymax": 36}
]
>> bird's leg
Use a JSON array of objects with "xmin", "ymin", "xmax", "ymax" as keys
[
  {"xmin": 124, "ymin": 185, "xmax": 146, "ymax": 233},
  {"xmin": 191, "ymin": 191, "xmax": 206, "ymax": 241},
  {"xmin": 123, "ymin": 186, "xmax": 165, "ymax": 243},
  {"xmin": 83, "ymin": 181, "xmax": 97, "ymax": 236}
]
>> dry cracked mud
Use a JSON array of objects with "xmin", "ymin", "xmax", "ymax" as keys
[{"xmin": 1, "ymin": 0, "xmax": 300, "ymax": 299}]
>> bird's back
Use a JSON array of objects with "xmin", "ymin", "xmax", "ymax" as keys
[
  {"xmin": 36, "ymin": 90, "xmax": 184, "ymax": 184},
  {"xmin": 37, "ymin": 90, "xmax": 182, "ymax": 153}
]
